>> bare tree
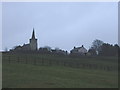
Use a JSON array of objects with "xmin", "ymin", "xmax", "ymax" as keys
[{"xmin": 92, "ymin": 39, "xmax": 104, "ymax": 55}]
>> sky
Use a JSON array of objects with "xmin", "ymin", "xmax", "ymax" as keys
[{"xmin": 2, "ymin": 2, "xmax": 118, "ymax": 52}]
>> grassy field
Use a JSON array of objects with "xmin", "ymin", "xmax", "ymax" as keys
[{"xmin": 2, "ymin": 53, "xmax": 118, "ymax": 88}]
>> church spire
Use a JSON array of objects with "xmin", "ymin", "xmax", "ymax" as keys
[{"xmin": 32, "ymin": 28, "xmax": 35, "ymax": 39}]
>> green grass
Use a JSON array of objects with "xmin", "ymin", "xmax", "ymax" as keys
[
  {"xmin": 3, "ymin": 63, "xmax": 118, "ymax": 88},
  {"xmin": 2, "ymin": 53, "xmax": 118, "ymax": 88}
]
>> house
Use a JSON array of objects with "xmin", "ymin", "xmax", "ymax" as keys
[{"xmin": 70, "ymin": 45, "xmax": 87, "ymax": 56}]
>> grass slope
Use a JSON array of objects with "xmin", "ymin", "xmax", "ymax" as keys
[{"xmin": 3, "ymin": 63, "xmax": 118, "ymax": 88}]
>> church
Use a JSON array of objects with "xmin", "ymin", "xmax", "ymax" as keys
[{"xmin": 13, "ymin": 28, "xmax": 38, "ymax": 51}]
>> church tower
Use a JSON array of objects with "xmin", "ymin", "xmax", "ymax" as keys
[{"xmin": 29, "ymin": 28, "xmax": 38, "ymax": 50}]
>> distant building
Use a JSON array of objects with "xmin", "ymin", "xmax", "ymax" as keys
[
  {"xmin": 54, "ymin": 49, "xmax": 67, "ymax": 55},
  {"xmin": 70, "ymin": 45, "xmax": 87, "ymax": 56},
  {"xmin": 13, "ymin": 28, "xmax": 38, "ymax": 51},
  {"xmin": 29, "ymin": 29, "xmax": 38, "ymax": 50}
]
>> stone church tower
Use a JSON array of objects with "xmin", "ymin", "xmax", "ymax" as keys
[{"xmin": 29, "ymin": 28, "xmax": 38, "ymax": 50}]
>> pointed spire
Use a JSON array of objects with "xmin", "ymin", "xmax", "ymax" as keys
[{"xmin": 32, "ymin": 28, "xmax": 35, "ymax": 39}]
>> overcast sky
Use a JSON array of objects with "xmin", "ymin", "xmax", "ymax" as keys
[{"xmin": 2, "ymin": 2, "xmax": 118, "ymax": 52}]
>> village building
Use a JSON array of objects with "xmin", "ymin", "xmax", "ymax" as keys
[
  {"xmin": 11, "ymin": 28, "xmax": 88, "ymax": 56},
  {"xmin": 13, "ymin": 28, "xmax": 38, "ymax": 51},
  {"xmin": 52, "ymin": 49, "xmax": 68, "ymax": 55},
  {"xmin": 70, "ymin": 45, "xmax": 87, "ymax": 56}
]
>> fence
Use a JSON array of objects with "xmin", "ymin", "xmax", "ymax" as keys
[{"xmin": 2, "ymin": 55, "xmax": 118, "ymax": 71}]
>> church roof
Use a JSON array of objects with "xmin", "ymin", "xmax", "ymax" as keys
[{"xmin": 32, "ymin": 28, "xmax": 35, "ymax": 39}]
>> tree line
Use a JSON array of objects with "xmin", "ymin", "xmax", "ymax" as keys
[
  {"xmin": 6, "ymin": 39, "xmax": 119, "ymax": 57},
  {"xmin": 88, "ymin": 39, "xmax": 119, "ymax": 56}
]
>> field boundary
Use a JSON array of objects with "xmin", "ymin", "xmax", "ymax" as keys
[{"xmin": 2, "ymin": 54, "xmax": 118, "ymax": 72}]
